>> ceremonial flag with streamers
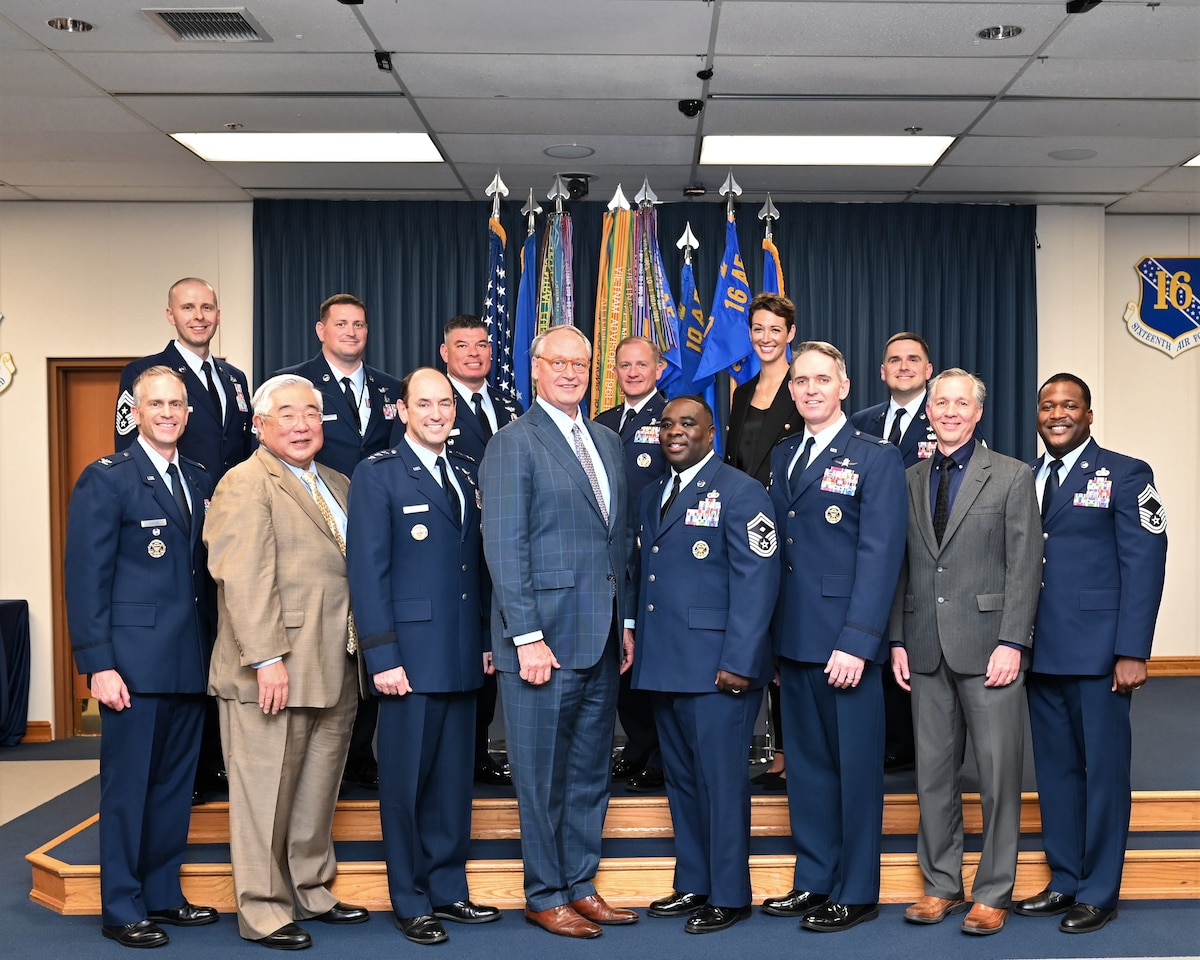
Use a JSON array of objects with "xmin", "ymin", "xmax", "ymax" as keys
[
  {"xmin": 483, "ymin": 217, "xmax": 512, "ymax": 393},
  {"xmin": 512, "ymin": 231, "xmax": 538, "ymax": 406},
  {"xmin": 695, "ymin": 215, "xmax": 758, "ymax": 384},
  {"xmin": 537, "ymin": 212, "xmax": 574, "ymax": 333},
  {"xmin": 762, "ymin": 236, "xmax": 785, "ymax": 297},
  {"xmin": 677, "ymin": 258, "xmax": 721, "ymax": 452},
  {"xmin": 591, "ymin": 207, "xmax": 636, "ymax": 416},
  {"xmin": 634, "ymin": 207, "xmax": 683, "ymax": 395}
]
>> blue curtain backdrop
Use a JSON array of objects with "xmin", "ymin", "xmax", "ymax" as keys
[{"xmin": 254, "ymin": 200, "xmax": 1036, "ymax": 460}]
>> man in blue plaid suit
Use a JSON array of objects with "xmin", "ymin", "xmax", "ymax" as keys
[{"xmin": 480, "ymin": 325, "xmax": 639, "ymax": 939}]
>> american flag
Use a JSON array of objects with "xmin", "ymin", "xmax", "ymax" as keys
[{"xmin": 483, "ymin": 217, "xmax": 513, "ymax": 393}]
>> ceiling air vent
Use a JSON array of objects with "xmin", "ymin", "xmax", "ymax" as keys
[{"xmin": 144, "ymin": 8, "xmax": 273, "ymax": 43}]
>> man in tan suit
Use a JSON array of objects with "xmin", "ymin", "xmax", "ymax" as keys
[{"xmin": 206, "ymin": 374, "xmax": 368, "ymax": 949}]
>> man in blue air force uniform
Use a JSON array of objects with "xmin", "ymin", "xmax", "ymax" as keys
[
  {"xmin": 115, "ymin": 277, "xmax": 254, "ymax": 482},
  {"xmin": 594, "ymin": 335, "xmax": 669, "ymax": 791},
  {"xmin": 68, "ymin": 366, "xmax": 218, "ymax": 949},
  {"xmin": 275, "ymin": 292, "xmax": 402, "ymax": 790},
  {"xmin": 347, "ymin": 368, "xmax": 500, "ymax": 946},
  {"xmin": 420, "ymin": 314, "xmax": 523, "ymax": 787},
  {"xmin": 1013, "ymin": 373, "xmax": 1167, "ymax": 935},
  {"xmin": 635, "ymin": 396, "xmax": 779, "ymax": 935},
  {"xmin": 762, "ymin": 342, "xmax": 907, "ymax": 932}
]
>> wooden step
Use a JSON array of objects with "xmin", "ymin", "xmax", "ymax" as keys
[{"xmin": 29, "ymin": 792, "xmax": 1200, "ymax": 916}]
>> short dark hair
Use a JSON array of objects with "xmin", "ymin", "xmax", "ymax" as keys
[
  {"xmin": 664, "ymin": 394, "xmax": 715, "ymax": 427},
  {"xmin": 1038, "ymin": 372, "xmax": 1092, "ymax": 409},
  {"xmin": 748, "ymin": 293, "xmax": 795, "ymax": 330},
  {"xmin": 444, "ymin": 314, "xmax": 489, "ymax": 338},
  {"xmin": 319, "ymin": 293, "xmax": 366, "ymax": 323},
  {"xmin": 882, "ymin": 331, "xmax": 931, "ymax": 364}
]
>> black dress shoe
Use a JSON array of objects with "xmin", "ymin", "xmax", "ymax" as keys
[
  {"xmin": 625, "ymin": 767, "xmax": 665, "ymax": 792},
  {"xmin": 256, "ymin": 922, "xmax": 311, "ymax": 950},
  {"xmin": 148, "ymin": 902, "xmax": 219, "ymax": 926},
  {"xmin": 1059, "ymin": 903, "xmax": 1118, "ymax": 933},
  {"xmin": 800, "ymin": 901, "xmax": 878, "ymax": 932},
  {"xmin": 312, "ymin": 902, "xmax": 369, "ymax": 924},
  {"xmin": 647, "ymin": 891, "xmax": 708, "ymax": 918},
  {"xmin": 1013, "ymin": 888, "xmax": 1076, "ymax": 917},
  {"xmin": 685, "ymin": 904, "xmax": 751, "ymax": 934},
  {"xmin": 395, "ymin": 914, "xmax": 449, "ymax": 944},
  {"xmin": 611, "ymin": 757, "xmax": 639, "ymax": 781},
  {"xmin": 102, "ymin": 919, "xmax": 169, "ymax": 948},
  {"xmin": 433, "ymin": 900, "xmax": 501, "ymax": 924},
  {"xmin": 761, "ymin": 889, "xmax": 829, "ymax": 918},
  {"xmin": 884, "ymin": 753, "xmax": 915, "ymax": 772},
  {"xmin": 750, "ymin": 769, "xmax": 784, "ymax": 787},
  {"xmin": 474, "ymin": 760, "xmax": 512, "ymax": 786},
  {"xmin": 342, "ymin": 764, "xmax": 379, "ymax": 790}
]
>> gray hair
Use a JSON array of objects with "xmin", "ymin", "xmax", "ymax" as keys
[
  {"xmin": 929, "ymin": 367, "xmax": 986, "ymax": 407},
  {"xmin": 252, "ymin": 374, "xmax": 323, "ymax": 417},
  {"xmin": 530, "ymin": 324, "xmax": 592, "ymax": 360},
  {"xmin": 791, "ymin": 340, "xmax": 847, "ymax": 381}
]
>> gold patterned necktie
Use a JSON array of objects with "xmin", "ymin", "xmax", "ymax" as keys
[
  {"xmin": 572, "ymin": 423, "xmax": 609, "ymax": 526},
  {"xmin": 302, "ymin": 471, "xmax": 358, "ymax": 654}
]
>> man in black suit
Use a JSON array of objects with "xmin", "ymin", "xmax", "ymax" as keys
[
  {"xmin": 70, "ymin": 367, "xmax": 219, "ymax": 948},
  {"xmin": 114, "ymin": 277, "xmax": 255, "ymax": 801},
  {"xmin": 433, "ymin": 313, "xmax": 524, "ymax": 785},
  {"xmin": 849, "ymin": 331, "xmax": 935, "ymax": 772},
  {"xmin": 594, "ymin": 336, "xmax": 668, "ymax": 791},
  {"xmin": 275, "ymin": 293, "xmax": 402, "ymax": 790}
]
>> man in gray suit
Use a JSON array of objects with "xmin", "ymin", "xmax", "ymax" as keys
[
  {"xmin": 890, "ymin": 368, "xmax": 1041, "ymax": 936},
  {"xmin": 480, "ymin": 325, "xmax": 638, "ymax": 939}
]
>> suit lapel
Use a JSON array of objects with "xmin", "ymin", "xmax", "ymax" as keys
[
  {"xmin": 260, "ymin": 449, "xmax": 340, "ymax": 547},
  {"xmin": 166, "ymin": 343, "xmax": 220, "ymax": 426},
  {"xmin": 180, "ymin": 461, "xmax": 209, "ymax": 548},
  {"xmin": 657, "ymin": 456, "xmax": 721, "ymax": 536},
  {"xmin": 792, "ymin": 423, "xmax": 855, "ymax": 501},
  {"xmin": 1047, "ymin": 438, "xmax": 1098, "ymax": 523},
  {"xmin": 912, "ymin": 459, "xmax": 940, "ymax": 556},
  {"xmin": 898, "ymin": 404, "xmax": 931, "ymax": 462},
  {"xmin": 939, "ymin": 443, "xmax": 989, "ymax": 548},
  {"xmin": 453, "ymin": 387, "xmax": 488, "ymax": 446},
  {"xmin": 531, "ymin": 406, "xmax": 608, "ymax": 525},
  {"xmin": 401, "ymin": 442, "xmax": 458, "ymax": 526},
  {"xmin": 131, "ymin": 443, "xmax": 190, "ymax": 532}
]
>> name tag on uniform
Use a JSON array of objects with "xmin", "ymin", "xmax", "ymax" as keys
[
  {"xmin": 633, "ymin": 424, "xmax": 660, "ymax": 445},
  {"xmin": 821, "ymin": 465, "xmax": 859, "ymax": 496},
  {"xmin": 321, "ymin": 414, "xmax": 338, "ymax": 422},
  {"xmin": 402, "ymin": 504, "xmax": 430, "ymax": 514},
  {"xmin": 141, "ymin": 518, "xmax": 168, "ymax": 527},
  {"xmin": 449, "ymin": 428, "xmax": 461, "ymax": 437},
  {"xmin": 1074, "ymin": 477, "xmax": 1112, "ymax": 508}
]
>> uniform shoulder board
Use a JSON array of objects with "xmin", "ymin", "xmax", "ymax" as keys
[
  {"xmin": 97, "ymin": 450, "xmax": 134, "ymax": 469},
  {"xmin": 367, "ymin": 448, "xmax": 400, "ymax": 462},
  {"xmin": 1137, "ymin": 483, "xmax": 1167, "ymax": 534}
]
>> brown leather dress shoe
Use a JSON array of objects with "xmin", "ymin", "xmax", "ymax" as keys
[
  {"xmin": 904, "ymin": 896, "xmax": 969, "ymax": 924},
  {"xmin": 570, "ymin": 894, "xmax": 639, "ymax": 925},
  {"xmin": 523, "ymin": 904, "xmax": 602, "ymax": 939},
  {"xmin": 962, "ymin": 903, "xmax": 1008, "ymax": 935}
]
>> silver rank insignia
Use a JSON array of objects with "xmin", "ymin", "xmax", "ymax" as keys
[
  {"xmin": 1137, "ymin": 483, "xmax": 1167, "ymax": 534},
  {"xmin": 825, "ymin": 505, "xmax": 843, "ymax": 524},
  {"xmin": 692, "ymin": 540, "xmax": 709, "ymax": 559},
  {"xmin": 747, "ymin": 512, "xmax": 777, "ymax": 558},
  {"xmin": 411, "ymin": 523, "xmax": 429, "ymax": 541},
  {"xmin": 147, "ymin": 539, "xmax": 166, "ymax": 558},
  {"xmin": 115, "ymin": 390, "xmax": 136, "ymax": 436},
  {"xmin": 637, "ymin": 453, "xmax": 652, "ymax": 468}
]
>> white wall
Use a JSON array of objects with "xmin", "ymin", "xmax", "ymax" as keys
[
  {"xmin": 1, "ymin": 202, "xmax": 1195, "ymax": 736},
  {"xmin": 0, "ymin": 203, "xmax": 253, "ymax": 731}
]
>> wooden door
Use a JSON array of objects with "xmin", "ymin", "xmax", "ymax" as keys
[{"xmin": 48, "ymin": 359, "xmax": 133, "ymax": 736}]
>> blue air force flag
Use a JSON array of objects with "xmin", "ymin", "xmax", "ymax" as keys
[
  {"xmin": 1123, "ymin": 256, "xmax": 1200, "ymax": 358},
  {"xmin": 695, "ymin": 216, "xmax": 758, "ymax": 384}
]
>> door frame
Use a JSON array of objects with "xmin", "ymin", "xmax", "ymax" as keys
[{"xmin": 48, "ymin": 358, "xmax": 134, "ymax": 738}]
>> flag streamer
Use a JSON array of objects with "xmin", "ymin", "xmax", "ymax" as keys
[
  {"xmin": 537, "ymin": 212, "xmax": 574, "ymax": 334},
  {"xmin": 590, "ymin": 207, "xmax": 636, "ymax": 415}
]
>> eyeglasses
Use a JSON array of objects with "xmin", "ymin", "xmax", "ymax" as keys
[
  {"xmin": 538, "ymin": 356, "xmax": 590, "ymax": 373},
  {"xmin": 261, "ymin": 411, "xmax": 323, "ymax": 428}
]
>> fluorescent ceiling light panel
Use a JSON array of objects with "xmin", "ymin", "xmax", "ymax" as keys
[
  {"xmin": 700, "ymin": 135, "xmax": 954, "ymax": 167},
  {"xmin": 170, "ymin": 132, "xmax": 442, "ymax": 163}
]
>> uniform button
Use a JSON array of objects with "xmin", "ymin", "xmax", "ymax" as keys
[
  {"xmin": 787, "ymin": 566, "xmax": 793, "ymax": 573},
  {"xmin": 651, "ymin": 545, "xmax": 659, "ymax": 553},
  {"xmin": 937, "ymin": 597, "xmax": 945, "ymax": 604},
  {"xmin": 648, "ymin": 574, "xmax": 656, "ymax": 582},
  {"xmin": 461, "ymin": 593, "xmax": 468, "ymax": 600},
  {"xmin": 1043, "ymin": 532, "xmax": 1049, "ymax": 540},
  {"xmin": 647, "ymin": 604, "xmax": 654, "ymax": 612},
  {"xmin": 936, "ymin": 566, "xmax": 944, "ymax": 573},
  {"xmin": 786, "ymin": 538, "xmax": 793, "ymax": 545},
  {"xmin": 1040, "ymin": 582, "xmax": 1045, "ymax": 588},
  {"xmin": 461, "ymin": 564, "xmax": 468, "ymax": 572},
  {"xmin": 1042, "ymin": 557, "xmax": 1047, "ymax": 564},
  {"xmin": 788, "ymin": 510, "xmax": 796, "ymax": 518}
]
